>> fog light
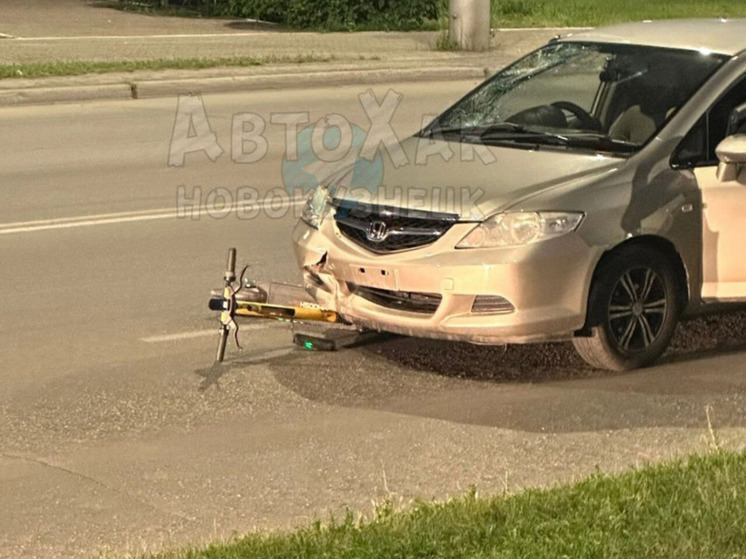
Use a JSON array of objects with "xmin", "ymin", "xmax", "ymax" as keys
[{"xmin": 471, "ymin": 295, "xmax": 515, "ymax": 314}]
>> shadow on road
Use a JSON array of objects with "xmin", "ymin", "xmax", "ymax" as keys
[
  {"xmin": 268, "ymin": 310, "xmax": 746, "ymax": 434},
  {"xmin": 194, "ymin": 349, "xmax": 291, "ymax": 392}
]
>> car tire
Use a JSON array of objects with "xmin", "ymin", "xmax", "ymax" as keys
[{"xmin": 573, "ymin": 246, "xmax": 681, "ymax": 371}]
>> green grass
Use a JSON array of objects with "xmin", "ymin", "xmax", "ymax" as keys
[
  {"xmin": 151, "ymin": 450, "xmax": 746, "ymax": 559},
  {"xmin": 0, "ymin": 54, "xmax": 333, "ymax": 80},
  {"xmin": 491, "ymin": 0, "xmax": 746, "ymax": 28},
  {"xmin": 104, "ymin": 0, "xmax": 746, "ymax": 30},
  {"xmin": 434, "ymin": 29, "xmax": 460, "ymax": 51}
]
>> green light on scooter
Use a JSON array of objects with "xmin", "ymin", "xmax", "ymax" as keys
[{"xmin": 304, "ymin": 341, "xmax": 314, "ymax": 350}]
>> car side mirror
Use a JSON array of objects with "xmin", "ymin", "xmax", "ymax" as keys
[{"xmin": 716, "ymin": 134, "xmax": 746, "ymax": 181}]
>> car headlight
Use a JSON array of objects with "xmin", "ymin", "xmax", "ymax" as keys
[
  {"xmin": 456, "ymin": 211, "xmax": 584, "ymax": 248},
  {"xmin": 300, "ymin": 186, "xmax": 331, "ymax": 229}
]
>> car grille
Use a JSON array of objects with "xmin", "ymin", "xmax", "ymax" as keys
[
  {"xmin": 348, "ymin": 284, "xmax": 442, "ymax": 314},
  {"xmin": 333, "ymin": 201, "xmax": 458, "ymax": 253}
]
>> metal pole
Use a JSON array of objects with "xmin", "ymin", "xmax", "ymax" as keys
[{"xmin": 449, "ymin": 0, "xmax": 491, "ymax": 51}]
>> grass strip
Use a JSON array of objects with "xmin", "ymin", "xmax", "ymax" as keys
[
  {"xmin": 492, "ymin": 0, "xmax": 746, "ymax": 28},
  {"xmin": 0, "ymin": 54, "xmax": 332, "ymax": 80},
  {"xmin": 152, "ymin": 450, "xmax": 746, "ymax": 558}
]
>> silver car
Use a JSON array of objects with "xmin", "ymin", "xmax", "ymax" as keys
[{"xmin": 293, "ymin": 19, "xmax": 746, "ymax": 371}]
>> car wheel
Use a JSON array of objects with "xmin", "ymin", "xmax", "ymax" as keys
[{"xmin": 573, "ymin": 246, "xmax": 681, "ymax": 371}]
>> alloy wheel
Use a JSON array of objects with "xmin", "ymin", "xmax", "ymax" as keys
[{"xmin": 607, "ymin": 267, "xmax": 668, "ymax": 353}]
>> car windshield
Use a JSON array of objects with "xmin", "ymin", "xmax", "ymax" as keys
[{"xmin": 424, "ymin": 42, "xmax": 728, "ymax": 154}]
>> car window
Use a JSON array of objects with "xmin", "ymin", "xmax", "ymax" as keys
[
  {"xmin": 471, "ymin": 46, "xmax": 605, "ymax": 126},
  {"xmin": 673, "ymin": 116, "xmax": 708, "ymax": 168},
  {"xmin": 426, "ymin": 42, "xmax": 726, "ymax": 154},
  {"xmin": 672, "ymin": 74, "xmax": 746, "ymax": 168}
]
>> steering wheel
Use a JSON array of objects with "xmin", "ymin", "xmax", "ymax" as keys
[{"xmin": 551, "ymin": 101, "xmax": 601, "ymax": 131}]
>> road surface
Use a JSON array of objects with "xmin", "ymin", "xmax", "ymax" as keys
[{"xmin": 1, "ymin": 81, "xmax": 745, "ymax": 558}]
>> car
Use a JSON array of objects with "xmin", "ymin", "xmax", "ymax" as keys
[{"xmin": 292, "ymin": 18, "xmax": 746, "ymax": 371}]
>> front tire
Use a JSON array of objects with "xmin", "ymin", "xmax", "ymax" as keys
[{"xmin": 573, "ymin": 246, "xmax": 681, "ymax": 371}]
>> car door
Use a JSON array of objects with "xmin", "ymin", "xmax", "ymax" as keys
[
  {"xmin": 689, "ymin": 82, "xmax": 746, "ymax": 301},
  {"xmin": 696, "ymin": 152, "xmax": 746, "ymax": 301}
]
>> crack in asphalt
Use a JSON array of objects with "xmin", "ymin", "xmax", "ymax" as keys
[{"xmin": 0, "ymin": 452, "xmax": 198, "ymax": 524}]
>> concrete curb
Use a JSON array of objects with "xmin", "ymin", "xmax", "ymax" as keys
[
  {"xmin": 0, "ymin": 66, "xmax": 487, "ymax": 107},
  {"xmin": 0, "ymin": 83, "xmax": 133, "ymax": 106}
]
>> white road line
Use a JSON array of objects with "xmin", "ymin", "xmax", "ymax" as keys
[
  {"xmin": 13, "ymin": 32, "xmax": 270, "ymax": 41},
  {"xmin": 141, "ymin": 322, "xmax": 279, "ymax": 343},
  {"xmin": 0, "ymin": 198, "xmax": 305, "ymax": 235},
  {"xmin": 141, "ymin": 329, "xmax": 219, "ymax": 343},
  {"xmin": 496, "ymin": 27, "xmax": 594, "ymax": 32},
  {"xmin": 2, "ymin": 207, "xmax": 179, "ymax": 228},
  {"xmin": 1, "ymin": 212, "xmax": 180, "ymax": 234}
]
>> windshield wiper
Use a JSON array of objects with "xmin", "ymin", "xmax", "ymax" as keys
[
  {"xmin": 479, "ymin": 125, "xmax": 641, "ymax": 153},
  {"xmin": 422, "ymin": 124, "xmax": 637, "ymax": 153},
  {"xmin": 477, "ymin": 123, "xmax": 570, "ymax": 146},
  {"xmin": 423, "ymin": 123, "xmax": 569, "ymax": 145},
  {"xmin": 560, "ymin": 132, "xmax": 640, "ymax": 153},
  {"xmin": 421, "ymin": 125, "xmax": 482, "ymax": 138}
]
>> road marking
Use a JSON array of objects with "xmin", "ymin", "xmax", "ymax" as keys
[
  {"xmin": 141, "ymin": 329, "xmax": 219, "ymax": 343},
  {"xmin": 0, "ymin": 198, "xmax": 305, "ymax": 235},
  {"xmin": 496, "ymin": 27, "xmax": 594, "ymax": 32},
  {"xmin": 2, "ymin": 207, "xmax": 180, "ymax": 228},
  {"xmin": 141, "ymin": 322, "xmax": 280, "ymax": 343},
  {"xmin": 13, "ymin": 32, "xmax": 270, "ymax": 41}
]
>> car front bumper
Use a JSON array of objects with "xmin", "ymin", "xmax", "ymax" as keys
[{"xmin": 292, "ymin": 219, "xmax": 601, "ymax": 344}]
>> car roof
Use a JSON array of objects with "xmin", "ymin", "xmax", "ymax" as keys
[{"xmin": 560, "ymin": 19, "xmax": 746, "ymax": 56}]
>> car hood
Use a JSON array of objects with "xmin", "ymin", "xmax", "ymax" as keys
[{"xmin": 332, "ymin": 137, "xmax": 625, "ymax": 220}]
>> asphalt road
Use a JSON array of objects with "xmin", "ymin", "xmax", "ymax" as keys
[{"xmin": 1, "ymin": 81, "xmax": 746, "ymax": 558}]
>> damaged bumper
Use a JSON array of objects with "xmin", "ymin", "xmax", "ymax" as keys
[{"xmin": 292, "ymin": 219, "xmax": 600, "ymax": 344}]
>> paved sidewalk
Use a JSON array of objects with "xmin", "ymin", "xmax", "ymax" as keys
[
  {"xmin": 0, "ymin": 27, "xmax": 559, "ymax": 65},
  {"xmin": 0, "ymin": 0, "xmax": 258, "ymax": 38},
  {"xmin": 0, "ymin": 29, "xmax": 565, "ymax": 105},
  {"xmin": 0, "ymin": 1, "xmax": 582, "ymax": 106}
]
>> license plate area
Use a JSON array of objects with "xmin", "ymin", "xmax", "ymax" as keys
[{"xmin": 347, "ymin": 265, "xmax": 398, "ymax": 291}]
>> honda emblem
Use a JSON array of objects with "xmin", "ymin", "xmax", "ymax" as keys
[{"xmin": 366, "ymin": 220, "xmax": 388, "ymax": 242}]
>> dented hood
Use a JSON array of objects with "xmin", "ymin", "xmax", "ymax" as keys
[{"xmin": 334, "ymin": 137, "xmax": 625, "ymax": 220}]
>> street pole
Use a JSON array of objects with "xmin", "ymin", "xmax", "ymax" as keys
[{"xmin": 449, "ymin": 0, "xmax": 491, "ymax": 51}]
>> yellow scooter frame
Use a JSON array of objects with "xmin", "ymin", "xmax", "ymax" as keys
[{"xmin": 209, "ymin": 248, "xmax": 346, "ymax": 363}]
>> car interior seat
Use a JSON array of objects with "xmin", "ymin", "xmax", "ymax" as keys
[
  {"xmin": 607, "ymin": 57, "xmax": 682, "ymax": 144},
  {"xmin": 608, "ymin": 105, "xmax": 658, "ymax": 144}
]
